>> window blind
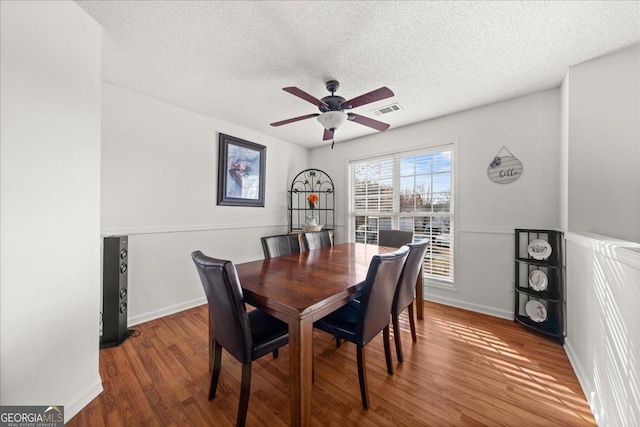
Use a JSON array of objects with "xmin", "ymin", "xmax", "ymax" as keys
[{"xmin": 349, "ymin": 146, "xmax": 454, "ymax": 282}]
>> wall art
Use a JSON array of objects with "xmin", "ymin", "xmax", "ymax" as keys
[
  {"xmin": 487, "ymin": 146, "xmax": 523, "ymax": 184},
  {"xmin": 217, "ymin": 133, "xmax": 266, "ymax": 206}
]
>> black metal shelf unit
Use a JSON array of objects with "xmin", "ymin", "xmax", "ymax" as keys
[
  {"xmin": 514, "ymin": 229, "xmax": 564, "ymax": 343},
  {"xmin": 288, "ymin": 169, "xmax": 335, "ymax": 234}
]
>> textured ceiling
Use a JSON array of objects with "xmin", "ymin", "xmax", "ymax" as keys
[{"xmin": 76, "ymin": 1, "xmax": 639, "ymax": 149}]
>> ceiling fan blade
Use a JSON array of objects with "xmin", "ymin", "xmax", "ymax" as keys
[
  {"xmin": 348, "ymin": 113, "xmax": 391, "ymax": 132},
  {"xmin": 270, "ymin": 114, "xmax": 319, "ymax": 127},
  {"xmin": 283, "ymin": 87, "xmax": 329, "ymax": 107},
  {"xmin": 323, "ymin": 128, "xmax": 334, "ymax": 141},
  {"xmin": 342, "ymin": 87, "xmax": 394, "ymax": 109}
]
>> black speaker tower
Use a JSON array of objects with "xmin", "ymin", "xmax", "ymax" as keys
[{"xmin": 101, "ymin": 236, "xmax": 130, "ymax": 348}]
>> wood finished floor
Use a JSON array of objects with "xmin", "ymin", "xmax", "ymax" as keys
[{"xmin": 68, "ymin": 301, "xmax": 595, "ymax": 426}]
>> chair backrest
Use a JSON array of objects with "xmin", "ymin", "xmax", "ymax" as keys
[
  {"xmin": 357, "ymin": 246, "xmax": 409, "ymax": 345},
  {"xmin": 261, "ymin": 234, "xmax": 302, "ymax": 258},
  {"xmin": 191, "ymin": 251, "xmax": 252, "ymax": 364},
  {"xmin": 393, "ymin": 240, "xmax": 430, "ymax": 314},
  {"xmin": 378, "ymin": 230, "xmax": 413, "ymax": 247},
  {"xmin": 302, "ymin": 231, "xmax": 333, "ymax": 251}
]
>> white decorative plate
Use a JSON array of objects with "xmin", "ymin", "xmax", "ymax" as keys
[
  {"xmin": 528, "ymin": 270, "xmax": 548, "ymax": 292},
  {"xmin": 527, "ymin": 239, "xmax": 552, "ymax": 260},
  {"xmin": 525, "ymin": 300, "xmax": 547, "ymax": 323}
]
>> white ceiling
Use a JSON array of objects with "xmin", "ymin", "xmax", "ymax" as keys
[{"xmin": 76, "ymin": 1, "xmax": 639, "ymax": 149}]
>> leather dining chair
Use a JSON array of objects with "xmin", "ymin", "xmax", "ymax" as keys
[
  {"xmin": 261, "ymin": 234, "xmax": 302, "ymax": 258},
  {"xmin": 314, "ymin": 246, "xmax": 409, "ymax": 409},
  {"xmin": 191, "ymin": 251, "xmax": 289, "ymax": 427},
  {"xmin": 378, "ymin": 229, "xmax": 413, "ymax": 247},
  {"xmin": 302, "ymin": 230, "xmax": 333, "ymax": 251},
  {"xmin": 391, "ymin": 240, "xmax": 430, "ymax": 363}
]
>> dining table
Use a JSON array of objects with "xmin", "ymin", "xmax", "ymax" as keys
[{"xmin": 232, "ymin": 242, "xmax": 424, "ymax": 427}]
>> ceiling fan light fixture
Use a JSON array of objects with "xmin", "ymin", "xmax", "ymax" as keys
[{"xmin": 317, "ymin": 111, "xmax": 347, "ymax": 131}]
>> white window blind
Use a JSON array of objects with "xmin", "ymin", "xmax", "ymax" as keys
[{"xmin": 349, "ymin": 146, "xmax": 454, "ymax": 282}]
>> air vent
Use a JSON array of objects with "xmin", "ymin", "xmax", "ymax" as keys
[{"xmin": 371, "ymin": 103, "xmax": 401, "ymax": 116}]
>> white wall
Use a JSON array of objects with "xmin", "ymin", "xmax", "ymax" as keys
[
  {"xmin": 565, "ymin": 45, "xmax": 640, "ymax": 243},
  {"xmin": 310, "ymin": 90, "xmax": 561, "ymax": 318},
  {"xmin": 560, "ymin": 74, "xmax": 570, "ymax": 233},
  {"xmin": 561, "ymin": 46, "xmax": 640, "ymax": 427},
  {"xmin": 564, "ymin": 233, "xmax": 640, "ymax": 427},
  {"xmin": 101, "ymin": 84, "xmax": 309, "ymax": 324},
  {"xmin": 0, "ymin": 1, "xmax": 102, "ymax": 421}
]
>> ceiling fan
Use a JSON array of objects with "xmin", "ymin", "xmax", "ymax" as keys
[{"xmin": 270, "ymin": 80, "xmax": 394, "ymax": 147}]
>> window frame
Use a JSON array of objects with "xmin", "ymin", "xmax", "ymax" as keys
[{"xmin": 347, "ymin": 143, "xmax": 455, "ymax": 287}]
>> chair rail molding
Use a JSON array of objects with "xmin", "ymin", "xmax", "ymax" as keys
[
  {"xmin": 458, "ymin": 226, "xmax": 514, "ymax": 235},
  {"xmin": 101, "ymin": 221, "xmax": 288, "ymax": 237},
  {"xmin": 565, "ymin": 231, "xmax": 640, "ymax": 268}
]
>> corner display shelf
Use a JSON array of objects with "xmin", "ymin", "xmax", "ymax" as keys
[
  {"xmin": 514, "ymin": 229, "xmax": 564, "ymax": 344},
  {"xmin": 288, "ymin": 169, "xmax": 335, "ymax": 234}
]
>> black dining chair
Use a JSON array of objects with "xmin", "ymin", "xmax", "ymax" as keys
[
  {"xmin": 191, "ymin": 251, "xmax": 289, "ymax": 427},
  {"xmin": 378, "ymin": 229, "xmax": 413, "ymax": 247},
  {"xmin": 391, "ymin": 240, "xmax": 430, "ymax": 363},
  {"xmin": 261, "ymin": 233, "xmax": 302, "ymax": 258},
  {"xmin": 314, "ymin": 246, "xmax": 409, "ymax": 409},
  {"xmin": 302, "ymin": 230, "xmax": 333, "ymax": 251}
]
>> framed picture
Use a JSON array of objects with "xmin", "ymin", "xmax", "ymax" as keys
[{"xmin": 217, "ymin": 133, "xmax": 266, "ymax": 207}]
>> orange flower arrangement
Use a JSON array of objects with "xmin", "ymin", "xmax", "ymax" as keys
[{"xmin": 307, "ymin": 193, "xmax": 319, "ymax": 209}]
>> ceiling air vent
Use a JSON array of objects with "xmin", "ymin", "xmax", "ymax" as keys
[{"xmin": 371, "ymin": 102, "xmax": 401, "ymax": 116}]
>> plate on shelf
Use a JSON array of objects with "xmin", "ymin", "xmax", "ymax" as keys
[
  {"xmin": 528, "ymin": 270, "xmax": 548, "ymax": 292},
  {"xmin": 525, "ymin": 300, "xmax": 547, "ymax": 323},
  {"xmin": 527, "ymin": 239, "xmax": 552, "ymax": 260}
]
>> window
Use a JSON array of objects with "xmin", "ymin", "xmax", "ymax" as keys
[{"xmin": 349, "ymin": 146, "xmax": 454, "ymax": 282}]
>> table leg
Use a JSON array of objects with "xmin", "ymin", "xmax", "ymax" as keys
[
  {"xmin": 416, "ymin": 265, "xmax": 424, "ymax": 320},
  {"xmin": 288, "ymin": 317, "xmax": 313, "ymax": 427}
]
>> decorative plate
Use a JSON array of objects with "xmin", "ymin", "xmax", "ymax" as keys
[
  {"xmin": 528, "ymin": 270, "xmax": 548, "ymax": 292},
  {"xmin": 527, "ymin": 239, "xmax": 552, "ymax": 260},
  {"xmin": 525, "ymin": 300, "xmax": 547, "ymax": 323}
]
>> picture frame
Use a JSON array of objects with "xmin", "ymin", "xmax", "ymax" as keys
[{"xmin": 217, "ymin": 133, "xmax": 266, "ymax": 207}]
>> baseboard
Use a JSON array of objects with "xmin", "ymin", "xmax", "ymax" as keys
[
  {"xmin": 64, "ymin": 377, "xmax": 103, "ymax": 423},
  {"xmin": 563, "ymin": 338, "xmax": 599, "ymax": 425},
  {"xmin": 424, "ymin": 294, "xmax": 513, "ymax": 320},
  {"xmin": 128, "ymin": 297, "xmax": 207, "ymax": 327}
]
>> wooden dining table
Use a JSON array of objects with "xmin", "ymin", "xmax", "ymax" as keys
[{"xmin": 233, "ymin": 242, "xmax": 423, "ymax": 426}]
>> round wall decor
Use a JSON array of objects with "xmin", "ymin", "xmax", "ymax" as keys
[{"xmin": 487, "ymin": 146, "xmax": 523, "ymax": 184}]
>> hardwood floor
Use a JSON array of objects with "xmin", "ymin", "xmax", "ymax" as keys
[{"xmin": 68, "ymin": 301, "xmax": 595, "ymax": 426}]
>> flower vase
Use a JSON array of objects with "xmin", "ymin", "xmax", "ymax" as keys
[
  {"xmin": 306, "ymin": 209, "xmax": 318, "ymax": 225},
  {"xmin": 305, "ymin": 203, "xmax": 320, "ymax": 231},
  {"xmin": 303, "ymin": 194, "xmax": 322, "ymax": 231}
]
